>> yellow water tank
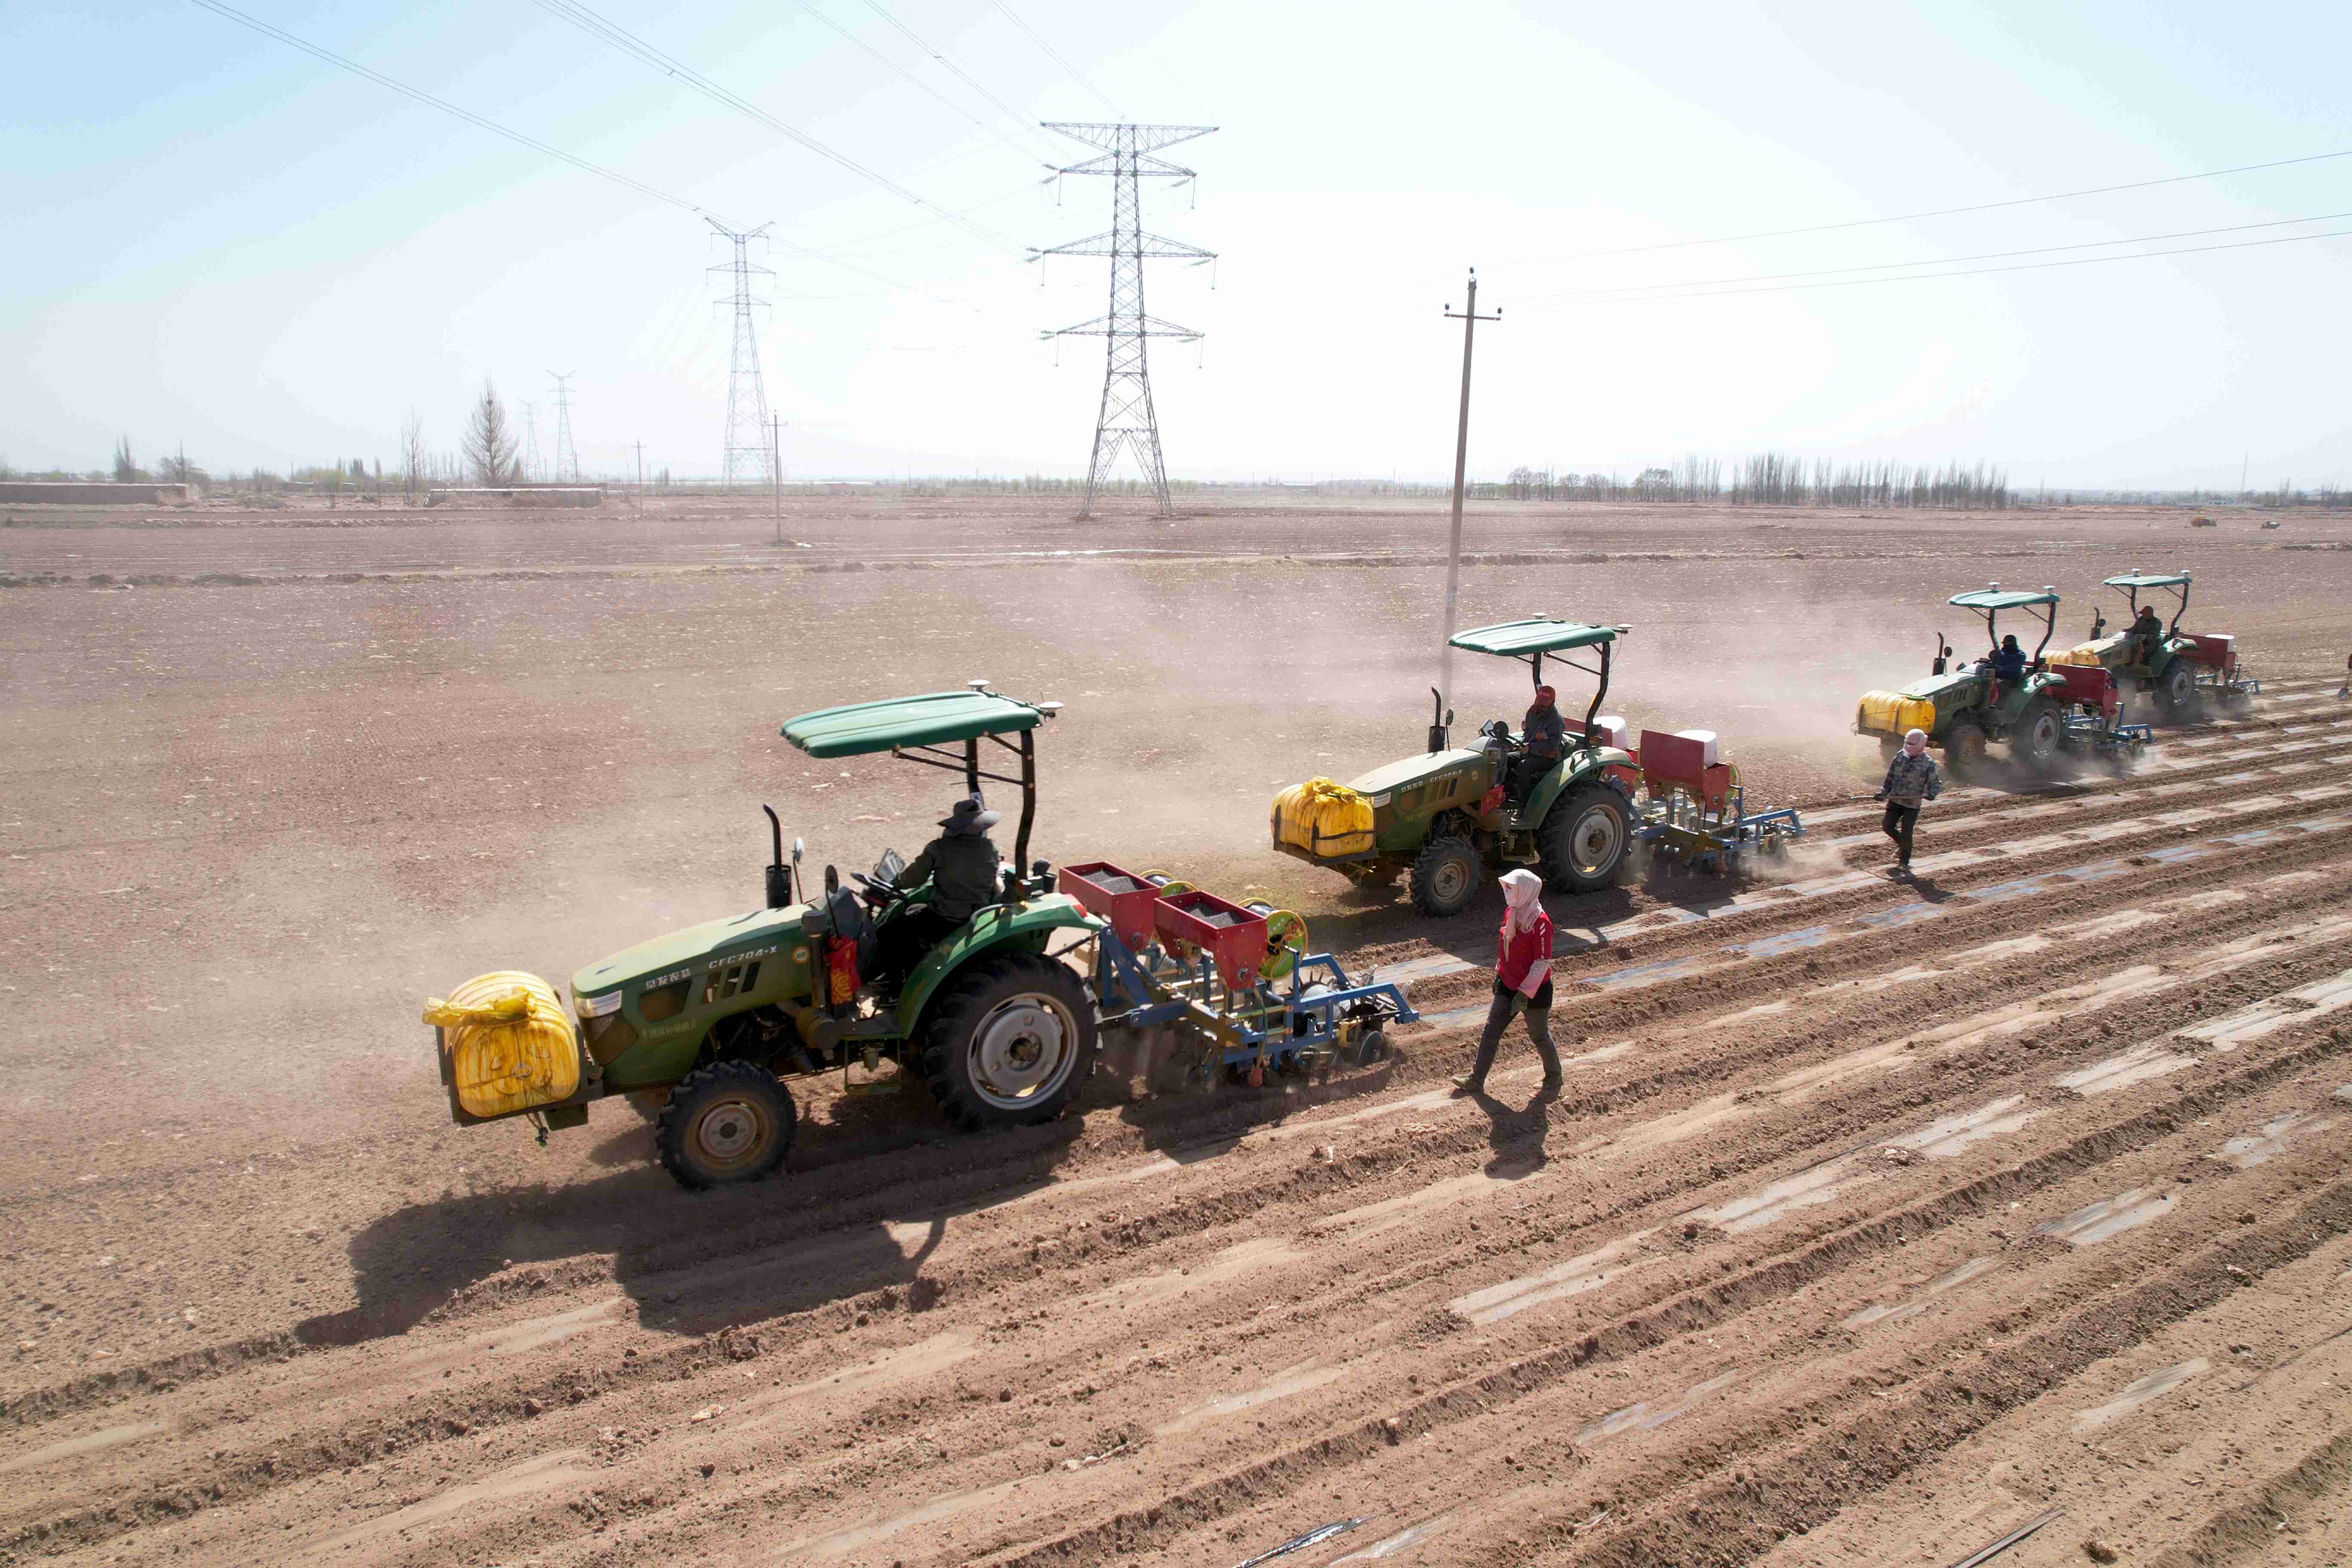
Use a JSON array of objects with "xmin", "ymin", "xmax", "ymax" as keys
[
  {"xmin": 1857, "ymin": 691, "xmax": 1936, "ymax": 737},
  {"xmin": 424, "ymin": 971, "xmax": 582, "ymax": 1120},
  {"xmin": 1271, "ymin": 777, "xmax": 1375, "ymax": 857}
]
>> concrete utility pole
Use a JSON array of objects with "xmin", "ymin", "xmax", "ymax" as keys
[
  {"xmin": 1437, "ymin": 268, "xmax": 1501, "ymax": 719},
  {"xmin": 634, "ymin": 441, "xmax": 645, "ymax": 510},
  {"xmin": 770, "ymin": 414, "xmax": 783, "ymax": 545}
]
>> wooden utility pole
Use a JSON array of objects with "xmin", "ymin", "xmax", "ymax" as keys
[{"xmin": 1437, "ymin": 268, "xmax": 1501, "ymax": 722}]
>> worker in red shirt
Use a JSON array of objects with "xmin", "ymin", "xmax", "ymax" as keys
[{"xmin": 1453, "ymin": 867, "xmax": 1564, "ymax": 1097}]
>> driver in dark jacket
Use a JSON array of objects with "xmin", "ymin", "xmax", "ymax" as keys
[
  {"xmin": 1991, "ymin": 634, "xmax": 2027, "ymax": 692},
  {"xmin": 1513, "ymin": 684, "xmax": 1567, "ymax": 802},
  {"xmin": 879, "ymin": 794, "xmax": 1003, "ymax": 983}
]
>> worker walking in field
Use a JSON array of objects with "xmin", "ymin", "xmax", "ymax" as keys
[
  {"xmin": 1513, "ymin": 684, "xmax": 1567, "ymax": 802},
  {"xmin": 1874, "ymin": 727, "xmax": 1942, "ymax": 876},
  {"xmin": 1453, "ymin": 867, "xmax": 1564, "ymax": 1098},
  {"xmin": 878, "ymin": 794, "xmax": 1002, "ymax": 983}
]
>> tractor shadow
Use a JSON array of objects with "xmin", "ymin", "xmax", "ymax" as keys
[{"xmin": 299, "ymin": 1092, "xmax": 1094, "ymax": 1351}]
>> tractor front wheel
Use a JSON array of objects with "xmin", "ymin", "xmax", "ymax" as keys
[
  {"xmin": 2012, "ymin": 699, "xmax": 2065, "ymax": 774},
  {"xmin": 1540, "ymin": 784, "xmax": 1632, "ymax": 894},
  {"xmin": 1409, "ymin": 834, "xmax": 1480, "ymax": 918},
  {"xmin": 920, "ymin": 952, "xmax": 1097, "ymax": 1131},
  {"xmin": 655, "ymin": 1062, "xmax": 796, "ymax": 1190},
  {"xmin": 1942, "ymin": 720, "xmax": 1988, "ymax": 781}
]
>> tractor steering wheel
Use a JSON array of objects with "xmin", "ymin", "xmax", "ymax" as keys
[{"xmin": 848, "ymin": 870, "xmax": 906, "ymax": 912}]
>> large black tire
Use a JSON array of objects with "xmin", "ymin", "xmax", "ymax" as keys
[
  {"xmin": 1538, "ymin": 783, "xmax": 1632, "ymax": 894},
  {"xmin": 919, "ymin": 952, "xmax": 1097, "ymax": 1131},
  {"xmin": 655, "ymin": 1061, "xmax": 796, "ymax": 1191},
  {"xmin": 2012, "ymin": 698, "xmax": 2065, "ymax": 774},
  {"xmin": 1942, "ymin": 720, "xmax": 1988, "ymax": 781},
  {"xmin": 2155, "ymin": 660, "xmax": 2196, "ymax": 719},
  {"xmin": 1409, "ymin": 834, "xmax": 1480, "ymax": 918}
]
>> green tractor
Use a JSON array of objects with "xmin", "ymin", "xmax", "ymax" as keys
[
  {"xmin": 427, "ymin": 687, "xmax": 1104, "ymax": 1190},
  {"xmin": 1271, "ymin": 617, "xmax": 1640, "ymax": 918},
  {"xmin": 1853, "ymin": 585, "xmax": 2086, "ymax": 777},
  {"xmin": 2048, "ymin": 570, "xmax": 2257, "ymax": 717}
]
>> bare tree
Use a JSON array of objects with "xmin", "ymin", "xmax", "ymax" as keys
[
  {"xmin": 399, "ymin": 410, "xmax": 429, "ymax": 499},
  {"xmin": 112, "ymin": 435, "xmax": 139, "ymax": 482},
  {"xmin": 460, "ymin": 380, "xmax": 519, "ymax": 487}
]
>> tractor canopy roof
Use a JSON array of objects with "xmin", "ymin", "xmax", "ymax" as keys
[
  {"xmin": 2102, "ymin": 571, "xmax": 2192, "ymax": 589},
  {"xmin": 1948, "ymin": 588, "xmax": 2059, "ymax": 611},
  {"xmin": 1448, "ymin": 617, "xmax": 1622, "ymax": 657},
  {"xmin": 781, "ymin": 690, "xmax": 1051, "ymax": 758}
]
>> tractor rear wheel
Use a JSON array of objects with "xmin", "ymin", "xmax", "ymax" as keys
[
  {"xmin": 919, "ymin": 952, "xmax": 1097, "ymax": 1131},
  {"xmin": 655, "ymin": 1062, "xmax": 796, "ymax": 1190},
  {"xmin": 2156, "ymin": 661, "xmax": 2196, "ymax": 719},
  {"xmin": 2013, "ymin": 699, "xmax": 2065, "ymax": 774},
  {"xmin": 1942, "ymin": 720, "xmax": 1988, "ymax": 780},
  {"xmin": 1539, "ymin": 784, "xmax": 1632, "ymax": 894},
  {"xmin": 1409, "ymin": 834, "xmax": 1480, "ymax": 918}
]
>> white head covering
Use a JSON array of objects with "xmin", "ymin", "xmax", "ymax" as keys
[
  {"xmin": 1499, "ymin": 867, "xmax": 1545, "ymax": 932},
  {"xmin": 1903, "ymin": 728, "xmax": 1929, "ymax": 753}
]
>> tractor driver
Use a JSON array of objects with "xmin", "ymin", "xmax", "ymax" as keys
[
  {"xmin": 876, "ymin": 794, "xmax": 1002, "ymax": 985},
  {"xmin": 1991, "ymin": 634, "xmax": 2027, "ymax": 693},
  {"xmin": 2129, "ymin": 604, "xmax": 2165, "ymax": 668},
  {"xmin": 1513, "ymin": 684, "xmax": 1567, "ymax": 802}
]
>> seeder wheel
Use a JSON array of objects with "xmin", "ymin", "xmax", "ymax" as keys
[{"xmin": 1259, "ymin": 910, "xmax": 1309, "ymax": 983}]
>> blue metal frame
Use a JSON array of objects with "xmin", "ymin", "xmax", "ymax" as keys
[
  {"xmin": 1086, "ymin": 922, "xmax": 1419, "ymax": 1085},
  {"xmin": 1632, "ymin": 774, "xmax": 1807, "ymax": 875}
]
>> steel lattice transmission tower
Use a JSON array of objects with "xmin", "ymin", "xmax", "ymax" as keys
[
  {"xmin": 708, "ymin": 218, "xmax": 776, "ymax": 492},
  {"xmin": 1038, "ymin": 123, "xmax": 1216, "ymax": 519},
  {"xmin": 548, "ymin": 373, "xmax": 580, "ymax": 482},
  {"xmin": 519, "ymin": 398, "xmax": 542, "ymax": 483}
]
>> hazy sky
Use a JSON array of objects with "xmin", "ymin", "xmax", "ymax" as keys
[{"xmin": 5, "ymin": 0, "xmax": 2347, "ymax": 487}]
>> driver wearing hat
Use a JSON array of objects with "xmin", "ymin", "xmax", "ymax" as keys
[
  {"xmin": 1513, "ymin": 684, "xmax": 1567, "ymax": 803},
  {"xmin": 878, "ymin": 794, "xmax": 1004, "ymax": 983}
]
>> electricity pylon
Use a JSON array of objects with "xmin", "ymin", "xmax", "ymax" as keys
[
  {"xmin": 548, "ymin": 373, "xmax": 580, "ymax": 482},
  {"xmin": 519, "ymin": 398, "xmax": 542, "ymax": 483},
  {"xmin": 1038, "ymin": 123, "xmax": 1215, "ymax": 519},
  {"xmin": 709, "ymin": 219, "xmax": 775, "ymax": 492}
]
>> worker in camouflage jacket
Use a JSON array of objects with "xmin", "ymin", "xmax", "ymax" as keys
[{"xmin": 1874, "ymin": 727, "xmax": 1942, "ymax": 875}]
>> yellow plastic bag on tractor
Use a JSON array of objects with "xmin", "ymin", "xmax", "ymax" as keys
[
  {"xmin": 424, "ymin": 971, "xmax": 580, "ymax": 1120},
  {"xmin": 1272, "ymin": 777, "xmax": 1374, "ymax": 857}
]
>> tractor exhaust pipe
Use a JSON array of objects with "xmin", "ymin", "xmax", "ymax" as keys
[
  {"xmin": 1427, "ymin": 687, "xmax": 1453, "ymax": 754},
  {"xmin": 763, "ymin": 805, "xmax": 794, "ymax": 909}
]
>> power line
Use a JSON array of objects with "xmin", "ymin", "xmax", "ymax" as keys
[
  {"xmin": 991, "ymin": 1, "xmax": 1123, "ymax": 118},
  {"xmin": 790, "ymin": 0, "xmax": 1061, "ymax": 168},
  {"xmin": 182, "ymin": 0, "xmax": 922, "ymax": 294},
  {"xmin": 852, "ymin": 0, "xmax": 1064, "ymax": 160},
  {"xmin": 1519, "ymin": 209, "xmax": 2352, "ymax": 300},
  {"xmin": 529, "ymin": 0, "xmax": 1032, "ymax": 257},
  {"xmin": 1512, "ymin": 226, "xmax": 2352, "ymax": 306},
  {"xmin": 1504, "ymin": 147, "xmax": 2352, "ymax": 265}
]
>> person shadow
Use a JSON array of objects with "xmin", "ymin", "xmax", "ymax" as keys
[{"xmin": 1459, "ymin": 1075, "xmax": 1557, "ymax": 1179}]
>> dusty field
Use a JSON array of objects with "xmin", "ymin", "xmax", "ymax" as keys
[{"xmin": 2, "ymin": 494, "xmax": 2349, "ymax": 1568}]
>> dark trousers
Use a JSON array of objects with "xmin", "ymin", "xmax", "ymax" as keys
[
  {"xmin": 1509, "ymin": 752, "xmax": 1559, "ymax": 803},
  {"xmin": 1882, "ymin": 801, "xmax": 1920, "ymax": 863},
  {"xmin": 1466, "ymin": 975, "xmax": 1560, "ymax": 1087},
  {"xmin": 876, "ymin": 906, "xmax": 961, "ymax": 985}
]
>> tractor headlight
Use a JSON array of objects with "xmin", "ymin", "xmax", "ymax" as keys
[
  {"xmin": 1369, "ymin": 792, "xmax": 1392, "ymax": 808},
  {"xmin": 577, "ymin": 989, "xmax": 623, "ymax": 1020}
]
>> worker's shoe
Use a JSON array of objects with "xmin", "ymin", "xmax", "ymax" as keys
[
  {"xmin": 1537, "ymin": 1073, "xmax": 1565, "ymax": 1097},
  {"xmin": 1450, "ymin": 1075, "xmax": 1485, "ymax": 1096}
]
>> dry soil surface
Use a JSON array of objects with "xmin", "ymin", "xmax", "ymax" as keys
[{"xmin": 3, "ymin": 495, "xmax": 2349, "ymax": 1568}]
